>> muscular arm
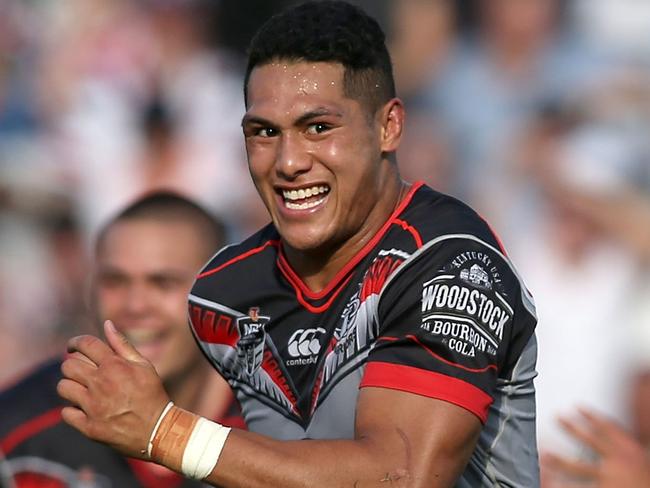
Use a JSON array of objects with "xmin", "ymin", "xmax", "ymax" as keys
[
  {"xmin": 59, "ymin": 323, "xmax": 482, "ymax": 488},
  {"xmin": 211, "ymin": 387, "xmax": 481, "ymax": 487}
]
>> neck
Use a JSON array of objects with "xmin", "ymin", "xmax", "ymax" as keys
[{"xmin": 284, "ymin": 174, "xmax": 409, "ymax": 292}]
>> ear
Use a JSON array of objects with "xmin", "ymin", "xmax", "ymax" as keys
[{"xmin": 378, "ymin": 98, "xmax": 405, "ymax": 153}]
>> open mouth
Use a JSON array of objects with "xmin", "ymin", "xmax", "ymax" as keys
[
  {"xmin": 123, "ymin": 329, "xmax": 169, "ymax": 348},
  {"xmin": 281, "ymin": 184, "xmax": 330, "ymax": 210}
]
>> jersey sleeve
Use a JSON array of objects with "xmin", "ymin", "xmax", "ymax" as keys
[{"xmin": 361, "ymin": 236, "xmax": 537, "ymax": 423}]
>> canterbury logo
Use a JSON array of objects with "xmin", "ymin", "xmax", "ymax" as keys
[{"xmin": 287, "ymin": 328, "xmax": 326, "ymax": 357}]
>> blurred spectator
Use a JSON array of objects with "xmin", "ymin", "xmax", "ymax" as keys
[
  {"xmin": 573, "ymin": 0, "xmax": 650, "ymax": 61},
  {"xmin": 495, "ymin": 97, "xmax": 650, "ymax": 463},
  {"xmin": 427, "ymin": 0, "xmax": 606, "ymax": 203},
  {"xmin": 388, "ymin": 0, "xmax": 456, "ymax": 105},
  {"xmin": 0, "ymin": 215, "xmax": 61, "ymax": 387},
  {"xmin": 541, "ymin": 409, "xmax": 650, "ymax": 487},
  {"xmin": 0, "ymin": 192, "xmax": 245, "ymax": 487},
  {"xmin": 0, "ymin": 192, "xmax": 87, "ymax": 388},
  {"xmin": 388, "ymin": 0, "xmax": 457, "ymax": 193},
  {"xmin": 541, "ymin": 278, "xmax": 650, "ymax": 486},
  {"xmin": 0, "ymin": 1, "xmax": 44, "ymax": 135},
  {"xmin": 37, "ymin": 0, "xmax": 263, "ymax": 238}
]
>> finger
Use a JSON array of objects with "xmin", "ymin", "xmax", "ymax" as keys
[
  {"xmin": 577, "ymin": 408, "xmax": 631, "ymax": 445},
  {"xmin": 60, "ymin": 405, "xmax": 90, "ymax": 436},
  {"xmin": 64, "ymin": 351, "xmax": 98, "ymax": 367},
  {"xmin": 61, "ymin": 356, "xmax": 97, "ymax": 387},
  {"xmin": 57, "ymin": 378, "xmax": 90, "ymax": 409},
  {"xmin": 68, "ymin": 335, "xmax": 115, "ymax": 366},
  {"xmin": 542, "ymin": 452, "xmax": 599, "ymax": 481},
  {"xmin": 104, "ymin": 320, "xmax": 147, "ymax": 364},
  {"xmin": 558, "ymin": 415, "xmax": 610, "ymax": 455}
]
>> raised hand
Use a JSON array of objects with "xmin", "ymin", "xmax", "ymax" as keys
[
  {"xmin": 542, "ymin": 409, "xmax": 650, "ymax": 488},
  {"xmin": 57, "ymin": 320, "xmax": 171, "ymax": 459}
]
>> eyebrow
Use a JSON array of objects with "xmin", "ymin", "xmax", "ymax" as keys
[
  {"xmin": 241, "ymin": 114, "xmax": 274, "ymax": 128},
  {"xmin": 295, "ymin": 108, "xmax": 342, "ymax": 126},
  {"xmin": 97, "ymin": 265, "xmax": 192, "ymax": 280},
  {"xmin": 241, "ymin": 107, "xmax": 343, "ymax": 128}
]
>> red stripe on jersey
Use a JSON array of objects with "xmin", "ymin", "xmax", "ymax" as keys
[
  {"xmin": 393, "ymin": 218, "xmax": 423, "ymax": 248},
  {"xmin": 196, "ymin": 240, "xmax": 280, "ymax": 279},
  {"xmin": 1, "ymin": 408, "xmax": 62, "ymax": 454},
  {"xmin": 378, "ymin": 335, "xmax": 498, "ymax": 373},
  {"xmin": 261, "ymin": 349, "xmax": 300, "ymax": 417},
  {"xmin": 189, "ymin": 304, "xmax": 239, "ymax": 346},
  {"xmin": 277, "ymin": 181, "xmax": 425, "ymax": 302},
  {"xmin": 360, "ymin": 362, "xmax": 492, "ymax": 423},
  {"xmin": 13, "ymin": 472, "xmax": 67, "ymax": 488},
  {"xmin": 360, "ymin": 255, "xmax": 404, "ymax": 301}
]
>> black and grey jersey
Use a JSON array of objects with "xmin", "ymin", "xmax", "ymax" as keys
[{"xmin": 189, "ymin": 182, "xmax": 539, "ymax": 487}]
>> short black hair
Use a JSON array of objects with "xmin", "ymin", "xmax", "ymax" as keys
[
  {"xmin": 96, "ymin": 191, "xmax": 225, "ymax": 256},
  {"xmin": 244, "ymin": 0, "xmax": 395, "ymax": 114}
]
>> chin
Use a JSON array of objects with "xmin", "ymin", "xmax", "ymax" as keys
[
  {"xmin": 278, "ymin": 218, "xmax": 337, "ymax": 248},
  {"xmin": 282, "ymin": 231, "xmax": 331, "ymax": 254}
]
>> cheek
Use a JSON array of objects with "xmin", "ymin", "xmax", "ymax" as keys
[
  {"xmin": 162, "ymin": 290, "xmax": 192, "ymax": 321},
  {"xmin": 320, "ymin": 137, "xmax": 370, "ymax": 179},
  {"xmin": 96, "ymin": 290, "xmax": 120, "ymax": 316},
  {"xmin": 248, "ymin": 161, "xmax": 267, "ymax": 190},
  {"xmin": 247, "ymin": 143, "xmax": 276, "ymax": 176}
]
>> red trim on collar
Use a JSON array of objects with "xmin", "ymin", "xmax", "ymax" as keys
[
  {"xmin": 196, "ymin": 240, "xmax": 280, "ymax": 280},
  {"xmin": 277, "ymin": 182, "xmax": 424, "ymax": 304}
]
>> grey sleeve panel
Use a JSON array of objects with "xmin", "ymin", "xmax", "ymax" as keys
[{"xmin": 459, "ymin": 333, "xmax": 539, "ymax": 487}]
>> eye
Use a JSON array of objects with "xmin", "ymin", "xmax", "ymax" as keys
[
  {"xmin": 306, "ymin": 123, "xmax": 330, "ymax": 135},
  {"xmin": 98, "ymin": 272, "xmax": 127, "ymax": 289},
  {"xmin": 257, "ymin": 127, "xmax": 278, "ymax": 138},
  {"xmin": 152, "ymin": 276, "xmax": 183, "ymax": 291}
]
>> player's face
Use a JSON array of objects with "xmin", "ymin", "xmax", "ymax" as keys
[
  {"xmin": 94, "ymin": 219, "xmax": 208, "ymax": 384},
  {"xmin": 243, "ymin": 61, "xmax": 401, "ymax": 256}
]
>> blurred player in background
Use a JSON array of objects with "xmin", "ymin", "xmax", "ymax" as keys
[
  {"xmin": 58, "ymin": 2, "xmax": 539, "ymax": 486},
  {"xmin": 0, "ymin": 192, "xmax": 244, "ymax": 487}
]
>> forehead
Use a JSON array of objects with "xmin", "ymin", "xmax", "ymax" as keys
[
  {"xmin": 97, "ymin": 219, "xmax": 207, "ymax": 271},
  {"xmin": 246, "ymin": 60, "xmax": 350, "ymax": 113}
]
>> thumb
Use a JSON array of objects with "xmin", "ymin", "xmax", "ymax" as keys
[{"xmin": 104, "ymin": 320, "xmax": 147, "ymax": 363}]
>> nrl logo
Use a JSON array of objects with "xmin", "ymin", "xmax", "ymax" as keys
[{"xmin": 236, "ymin": 307, "xmax": 270, "ymax": 377}]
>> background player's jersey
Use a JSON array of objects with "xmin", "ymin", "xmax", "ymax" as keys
[
  {"xmin": 0, "ymin": 359, "xmax": 245, "ymax": 488},
  {"xmin": 189, "ymin": 182, "xmax": 539, "ymax": 487}
]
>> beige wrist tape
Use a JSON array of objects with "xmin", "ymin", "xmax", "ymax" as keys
[
  {"xmin": 150, "ymin": 405, "xmax": 231, "ymax": 480},
  {"xmin": 147, "ymin": 401, "xmax": 175, "ymax": 458}
]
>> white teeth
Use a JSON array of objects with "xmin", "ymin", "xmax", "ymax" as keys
[
  {"xmin": 282, "ymin": 185, "xmax": 330, "ymax": 201},
  {"xmin": 285, "ymin": 196, "xmax": 327, "ymax": 210},
  {"xmin": 123, "ymin": 329, "xmax": 161, "ymax": 344}
]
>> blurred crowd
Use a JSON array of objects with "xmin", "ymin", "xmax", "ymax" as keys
[{"xmin": 1, "ymin": 0, "xmax": 649, "ymax": 479}]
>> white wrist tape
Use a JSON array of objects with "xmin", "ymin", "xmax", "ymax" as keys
[
  {"xmin": 181, "ymin": 417, "xmax": 231, "ymax": 480},
  {"xmin": 147, "ymin": 401, "xmax": 174, "ymax": 458}
]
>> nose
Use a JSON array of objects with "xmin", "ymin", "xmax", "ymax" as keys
[
  {"xmin": 276, "ymin": 132, "xmax": 312, "ymax": 180},
  {"xmin": 123, "ymin": 283, "xmax": 151, "ymax": 318}
]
